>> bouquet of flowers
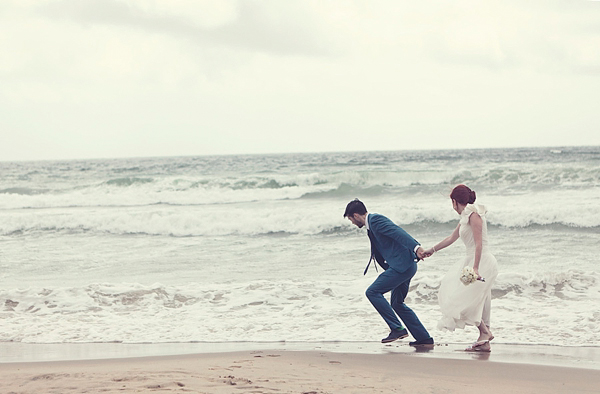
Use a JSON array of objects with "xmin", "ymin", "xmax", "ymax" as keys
[{"xmin": 460, "ymin": 266, "xmax": 478, "ymax": 285}]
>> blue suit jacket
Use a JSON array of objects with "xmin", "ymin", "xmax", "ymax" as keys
[{"xmin": 367, "ymin": 213, "xmax": 420, "ymax": 274}]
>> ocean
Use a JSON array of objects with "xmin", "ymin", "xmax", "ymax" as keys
[{"xmin": 1, "ymin": 147, "xmax": 599, "ymax": 348}]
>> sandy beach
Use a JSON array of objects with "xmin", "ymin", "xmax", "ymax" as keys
[{"xmin": 2, "ymin": 344, "xmax": 599, "ymax": 394}]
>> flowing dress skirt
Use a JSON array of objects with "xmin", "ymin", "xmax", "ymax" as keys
[{"xmin": 437, "ymin": 251, "xmax": 498, "ymax": 330}]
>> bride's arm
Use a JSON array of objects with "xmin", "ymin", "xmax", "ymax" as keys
[
  {"xmin": 470, "ymin": 213, "xmax": 484, "ymax": 278},
  {"xmin": 424, "ymin": 224, "xmax": 460, "ymax": 256}
]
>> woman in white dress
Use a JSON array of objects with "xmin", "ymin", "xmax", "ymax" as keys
[{"xmin": 424, "ymin": 185, "xmax": 498, "ymax": 352}]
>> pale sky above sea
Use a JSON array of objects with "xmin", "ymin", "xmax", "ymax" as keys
[{"xmin": 1, "ymin": 1, "xmax": 599, "ymax": 161}]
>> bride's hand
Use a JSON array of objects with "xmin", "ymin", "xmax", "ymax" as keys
[
  {"xmin": 473, "ymin": 268, "xmax": 485, "ymax": 281},
  {"xmin": 419, "ymin": 248, "xmax": 434, "ymax": 259}
]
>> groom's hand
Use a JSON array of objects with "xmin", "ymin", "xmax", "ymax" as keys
[
  {"xmin": 423, "ymin": 248, "xmax": 435, "ymax": 257},
  {"xmin": 416, "ymin": 247, "xmax": 429, "ymax": 260}
]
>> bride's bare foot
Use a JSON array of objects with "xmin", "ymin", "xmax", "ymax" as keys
[
  {"xmin": 476, "ymin": 324, "xmax": 494, "ymax": 343},
  {"xmin": 486, "ymin": 326, "xmax": 494, "ymax": 342},
  {"xmin": 465, "ymin": 341, "xmax": 491, "ymax": 352},
  {"xmin": 477, "ymin": 333, "xmax": 494, "ymax": 342}
]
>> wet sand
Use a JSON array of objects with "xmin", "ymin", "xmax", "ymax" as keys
[{"xmin": 1, "ymin": 342, "xmax": 599, "ymax": 393}]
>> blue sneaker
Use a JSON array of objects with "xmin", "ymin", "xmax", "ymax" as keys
[{"xmin": 381, "ymin": 328, "xmax": 409, "ymax": 343}]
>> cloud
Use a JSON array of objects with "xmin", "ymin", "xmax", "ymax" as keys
[
  {"xmin": 35, "ymin": 0, "xmax": 337, "ymax": 57},
  {"xmin": 1, "ymin": 1, "xmax": 599, "ymax": 161},
  {"xmin": 318, "ymin": 1, "xmax": 600, "ymax": 75},
  {"xmin": 423, "ymin": 1, "xmax": 600, "ymax": 75}
]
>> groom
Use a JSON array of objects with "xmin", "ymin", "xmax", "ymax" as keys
[{"xmin": 344, "ymin": 199, "xmax": 434, "ymax": 346}]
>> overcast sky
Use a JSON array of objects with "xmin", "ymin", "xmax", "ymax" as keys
[{"xmin": 1, "ymin": 0, "xmax": 599, "ymax": 161}]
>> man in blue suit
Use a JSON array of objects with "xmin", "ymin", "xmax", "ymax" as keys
[{"xmin": 344, "ymin": 199, "xmax": 434, "ymax": 346}]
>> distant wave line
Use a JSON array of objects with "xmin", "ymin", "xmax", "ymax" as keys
[{"xmin": 2, "ymin": 221, "xmax": 598, "ymax": 238}]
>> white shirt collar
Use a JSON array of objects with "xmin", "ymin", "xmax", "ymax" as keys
[{"xmin": 365, "ymin": 213, "xmax": 370, "ymax": 230}]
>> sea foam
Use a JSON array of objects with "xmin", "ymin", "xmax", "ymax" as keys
[{"xmin": 1, "ymin": 269, "xmax": 598, "ymax": 345}]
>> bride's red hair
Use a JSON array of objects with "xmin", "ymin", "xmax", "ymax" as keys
[{"xmin": 451, "ymin": 184, "xmax": 476, "ymax": 205}]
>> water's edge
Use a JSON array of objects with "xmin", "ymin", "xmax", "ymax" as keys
[{"xmin": 1, "ymin": 341, "xmax": 599, "ymax": 370}]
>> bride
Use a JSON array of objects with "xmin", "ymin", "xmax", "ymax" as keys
[{"xmin": 424, "ymin": 184, "xmax": 498, "ymax": 352}]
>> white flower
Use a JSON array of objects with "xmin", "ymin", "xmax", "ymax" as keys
[{"xmin": 460, "ymin": 266, "xmax": 478, "ymax": 285}]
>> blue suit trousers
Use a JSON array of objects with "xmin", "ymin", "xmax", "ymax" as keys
[{"xmin": 365, "ymin": 263, "xmax": 431, "ymax": 341}]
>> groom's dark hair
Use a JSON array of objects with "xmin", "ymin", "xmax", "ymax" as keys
[{"xmin": 344, "ymin": 199, "xmax": 367, "ymax": 218}]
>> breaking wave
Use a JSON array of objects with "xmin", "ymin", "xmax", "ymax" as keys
[{"xmin": 1, "ymin": 269, "xmax": 597, "ymax": 345}]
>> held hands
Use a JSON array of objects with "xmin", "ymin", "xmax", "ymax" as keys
[
  {"xmin": 417, "ymin": 247, "xmax": 434, "ymax": 260},
  {"xmin": 423, "ymin": 248, "xmax": 435, "ymax": 258},
  {"xmin": 416, "ymin": 247, "xmax": 432, "ymax": 260}
]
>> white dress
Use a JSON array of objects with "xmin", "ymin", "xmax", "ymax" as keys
[{"xmin": 437, "ymin": 204, "xmax": 498, "ymax": 331}]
